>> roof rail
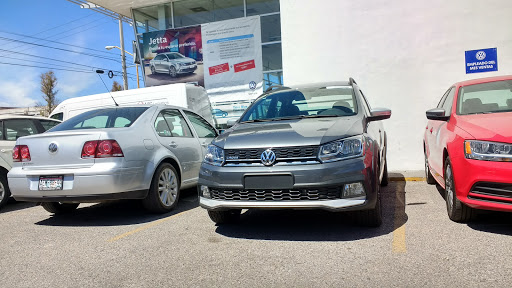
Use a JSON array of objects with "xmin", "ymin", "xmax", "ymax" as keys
[
  {"xmin": 349, "ymin": 77, "xmax": 357, "ymax": 85},
  {"xmin": 264, "ymin": 85, "xmax": 291, "ymax": 93}
]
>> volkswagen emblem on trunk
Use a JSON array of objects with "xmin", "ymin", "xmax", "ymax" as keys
[
  {"xmin": 260, "ymin": 149, "xmax": 276, "ymax": 166},
  {"xmin": 48, "ymin": 142, "xmax": 58, "ymax": 154}
]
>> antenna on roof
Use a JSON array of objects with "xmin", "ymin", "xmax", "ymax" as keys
[{"xmin": 96, "ymin": 70, "xmax": 119, "ymax": 107}]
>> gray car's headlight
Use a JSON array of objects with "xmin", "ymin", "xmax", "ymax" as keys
[
  {"xmin": 204, "ymin": 144, "xmax": 224, "ymax": 166},
  {"xmin": 318, "ymin": 135, "xmax": 364, "ymax": 163},
  {"xmin": 464, "ymin": 140, "xmax": 512, "ymax": 161}
]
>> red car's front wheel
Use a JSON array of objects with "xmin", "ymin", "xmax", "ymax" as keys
[{"xmin": 444, "ymin": 157, "xmax": 474, "ymax": 222}]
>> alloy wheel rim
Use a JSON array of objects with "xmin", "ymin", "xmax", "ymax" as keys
[
  {"xmin": 424, "ymin": 154, "xmax": 429, "ymax": 177},
  {"xmin": 0, "ymin": 181, "xmax": 4, "ymax": 202},
  {"xmin": 158, "ymin": 168, "xmax": 177, "ymax": 207},
  {"xmin": 151, "ymin": 66, "xmax": 155, "ymax": 73},
  {"xmin": 170, "ymin": 67, "xmax": 176, "ymax": 77},
  {"xmin": 445, "ymin": 164, "xmax": 454, "ymax": 212}
]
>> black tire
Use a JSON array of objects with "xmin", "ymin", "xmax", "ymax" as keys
[
  {"xmin": 357, "ymin": 195, "xmax": 382, "ymax": 227},
  {"xmin": 41, "ymin": 202, "xmax": 79, "ymax": 214},
  {"xmin": 150, "ymin": 66, "xmax": 156, "ymax": 74},
  {"xmin": 425, "ymin": 150, "xmax": 436, "ymax": 184},
  {"xmin": 380, "ymin": 159, "xmax": 389, "ymax": 187},
  {"xmin": 444, "ymin": 157, "xmax": 473, "ymax": 222},
  {"xmin": 0, "ymin": 172, "xmax": 11, "ymax": 210},
  {"xmin": 208, "ymin": 209, "xmax": 241, "ymax": 225},
  {"xmin": 143, "ymin": 163, "xmax": 180, "ymax": 213},
  {"xmin": 169, "ymin": 66, "xmax": 177, "ymax": 78}
]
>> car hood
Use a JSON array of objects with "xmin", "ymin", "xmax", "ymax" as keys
[
  {"xmin": 456, "ymin": 112, "xmax": 512, "ymax": 142},
  {"xmin": 174, "ymin": 58, "xmax": 195, "ymax": 64},
  {"xmin": 213, "ymin": 116, "xmax": 364, "ymax": 149}
]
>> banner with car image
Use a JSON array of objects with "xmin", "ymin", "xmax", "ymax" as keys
[
  {"xmin": 142, "ymin": 26, "xmax": 204, "ymax": 87},
  {"xmin": 201, "ymin": 16, "xmax": 263, "ymax": 125}
]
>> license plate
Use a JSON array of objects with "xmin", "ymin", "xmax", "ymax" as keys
[
  {"xmin": 244, "ymin": 174, "xmax": 294, "ymax": 189},
  {"xmin": 38, "ymin": 176, "xmax": 63, "ymax": 191}
]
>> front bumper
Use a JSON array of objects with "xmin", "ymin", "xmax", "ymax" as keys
[
  {"xmin": 7, "ymin": 161, "xmax": 148, "ymax": 202},
  {"xmin": 198, "ymin": 156, "xmax": 377, "ymax": 211},
  {"xmin": 177, "ymin": 65, "xmax": 197, "ymax": 74},
  {"xmin": 452, "ymin": 156, "xmax": 512, "ymax": 212}
]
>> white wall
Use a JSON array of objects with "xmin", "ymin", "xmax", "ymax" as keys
[{"xmin": 280, "ymin": 0, "xmax": 512, "ymax": 171}]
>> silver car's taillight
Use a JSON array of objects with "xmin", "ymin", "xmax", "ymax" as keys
[
  {"xmin": 13, "ymin": 145, "xmax": 31, "ymax": 162},
  {"xmin": 81, "ymin": 140, "xmax": 124, "ymax": 159}
]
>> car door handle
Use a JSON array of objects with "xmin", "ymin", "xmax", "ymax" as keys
[
  {"xmin": 201, "ymin": 142, "xmax": 208, "ymax": 147},
  {"xmin": 430, "ymin": 128, "xmax": 433, "ymax": 133},
  {"xmin": 169, "ymin": 142, "xmax": 178, "ymax": 148},
  {"xmin": 1, "ymin": 149, "xmax": 12, "ymax": 153}
]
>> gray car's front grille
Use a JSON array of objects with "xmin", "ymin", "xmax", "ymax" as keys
[
  {"xmin": 225, "ymin": 146, "xmax": 319, "ymax": 161},
  {"xmin": 210, "ymin": 186, "xmax": 341, "ymax": 201}
]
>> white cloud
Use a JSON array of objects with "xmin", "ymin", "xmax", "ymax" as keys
[{"xmin": 0, "ymin": 78, "xmax": 39, "ymax": 107}]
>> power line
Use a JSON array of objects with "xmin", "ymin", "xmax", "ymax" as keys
[
  {"xmin": 0, "ymin": 35, "xmax": 121, "ymax": 62},
  {"xmin": 0, "ymin": 61, "xmax": 96, "ymax": 73}
]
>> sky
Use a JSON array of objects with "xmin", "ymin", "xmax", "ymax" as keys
[{"xmin": 0, "ymin": 0, "xmax": 141, "ymax": 107}]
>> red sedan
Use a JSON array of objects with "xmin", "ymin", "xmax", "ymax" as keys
[{"xmin": 424, "ymin": 75, "xmax": 512, "ymax": 222}]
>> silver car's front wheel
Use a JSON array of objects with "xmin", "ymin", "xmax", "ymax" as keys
[
  {"xmin": 150, "ymin": 65, "xmax": 156, "ymax": 74},
  {"xmin": 143, "ymin": 163, "xmax": 180, "ymax": 213},
  {"xmin": 169, "ymin": 66, "xmax": 177, "ymax": 78}
]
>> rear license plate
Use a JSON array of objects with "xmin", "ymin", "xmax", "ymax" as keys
[
  {"xmin": 244, "ymin": 174, "xmax": 294, "ymax": 189},
  {"xmin": 38, "ymin": 176, "xmax": 63, "ymax": 191}
]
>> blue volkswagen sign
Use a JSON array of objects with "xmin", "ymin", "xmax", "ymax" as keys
[
  {"xmin": 260, "ymin": 149, "xmax": 276, "ymax": 166},
  {"xmin": 465, "ymin": 48, "xmax": 498, "ymax": 74}
]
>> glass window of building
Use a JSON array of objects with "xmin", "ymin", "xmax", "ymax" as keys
[{"xmin": 173, "ymin": 0, "xmax": 244, "ymax": 28}]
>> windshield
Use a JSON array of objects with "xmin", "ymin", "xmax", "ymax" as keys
[
  {"xmin": 50, "ymin": 107, "xmax": 149, "ymax": 131},
  {"xmin": 173, "ymin": 53, "xmax": 185, "ymax": 59},
  {"xmin": 239, "ymin": 86, "xmax": 357, "ymax": 122},
  {"xmin": 457, "ymin": 80, "xmax": 512, "ymax": 115}
]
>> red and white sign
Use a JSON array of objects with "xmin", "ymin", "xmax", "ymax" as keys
[
  {"xmin": 209, "ymin": 63, "xmax": 230, "ymax": 75},
  {"xmin": 234, "ymin": 60, "xmax": 256, "ymax": 73}
]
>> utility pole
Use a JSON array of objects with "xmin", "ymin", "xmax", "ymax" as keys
[{"xmin": 119, "ymin": 16, "xmax": 128, "ymax": 90}]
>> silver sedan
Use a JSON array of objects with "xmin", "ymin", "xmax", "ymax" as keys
[{"xmin": 7, "ymin": 105, "xmax": 217, "ymax": 214}]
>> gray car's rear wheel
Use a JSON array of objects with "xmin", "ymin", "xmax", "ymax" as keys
[
  {"xmin": 143, "ymin": 163, "xmax": 180, "ymax": 213},
  {"xmin": 41, "ymin": 202, "xmax": 79, "ymax": 214},
  {"xmin": 444, "ymin": 157, "xmax": 473, "ymax": 222},
  {"xmin": 169, "ymin": 66, "xmax": 177, "ymax": 78},
  {"xmin": 208, "ymin": 209, "xmax": 241, "ymax": 224},
  {"xmin": 0, "ymin": 173, "xmax": 11, "ymax": 209},
  {"xmin": 150, "ymin": 65, "xmax": 156, "ymax": 74}
]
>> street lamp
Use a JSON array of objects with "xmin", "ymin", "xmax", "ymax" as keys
[{"xmin": 105, "ymin": 45, "xmax": 140, "ymax": 89}]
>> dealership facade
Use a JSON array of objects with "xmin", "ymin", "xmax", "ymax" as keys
[{"xmin": 81, "ymin": 0, "xmax": 512, "ymax": 171}]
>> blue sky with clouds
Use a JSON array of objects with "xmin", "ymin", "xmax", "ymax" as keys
[{"xmin": 0, "ymin": 0, "xmax": 140, "ymax": 107}]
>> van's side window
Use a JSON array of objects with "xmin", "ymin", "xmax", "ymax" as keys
[{"xmin": 50, "ymin": 113, "xmax": 63, "ymax": 121}]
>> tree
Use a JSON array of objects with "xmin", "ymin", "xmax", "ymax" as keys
[
  {"xmin": 40, "ymin": 71, "xmax": 59, "ymax": 116},
  {"xmin": 111, "ymin": 81, "xmax": 123, "ymax": 92}
]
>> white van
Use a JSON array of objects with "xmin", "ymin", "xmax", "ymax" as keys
[{"xmin": 49, "ymin": 83, "xmax": 215, "ymax": 125}]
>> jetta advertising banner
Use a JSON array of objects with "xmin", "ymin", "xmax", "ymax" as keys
[
  {"xmin": 142, "ymin": 26, "xmax": 204, "ymax": 87},
  {"xmin": 201, "ymin": 16, "xmax": 263, "ymax": 124}
]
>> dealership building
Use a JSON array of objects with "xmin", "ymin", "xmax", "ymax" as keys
[{"xmin": 77, "ymin": 0, "xmax": 512, "ymax": 171}]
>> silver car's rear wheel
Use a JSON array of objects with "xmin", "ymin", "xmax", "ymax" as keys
[
  {"xmin": 0, "ymin": 173, "xmax": 11, "ymax": 209},
  {"xmin": 143, "ymin": 163, "xmax": 180, "ymax": 213},
  {"xmin": 169, "ymin": 66, "xmax": 177, "ymax": 78},
  {"xmin": 150, "ymin": 65, "xmax": 156, "ymax": 74},
  {"xmin": 41, "ymin": 202, "xmax": 79, "ymax": 214}
]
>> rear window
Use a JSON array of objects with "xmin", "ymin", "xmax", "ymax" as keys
[{"xmin": 51, "ymin": 107, "xmax": 149, "ymax": 132}]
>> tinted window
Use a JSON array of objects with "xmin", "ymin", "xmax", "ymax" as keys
[
  {"xmin": 155, "ymin": 110, "xmax": 193, "ymax": 138},
  {"xmin": 184, "ymin": 111, "xmax": 217, "ymax": 138},
  {"xmin": 457, "ymin": 80, "xmax": 512, "ymax": 115},
  {"xmin": 50, "ymin": 113, "xmax": 63, "ymax": 121},
  {"xmin": 52, "ymin": 107, "xmax": 148, "ymax": 131},
  {"xmin": 154, "ymin": 54, "xmax": 164, "ymax": 61},
  {"xmin": 240, "ymin": 86, "xmax": 356, "ymax": 122},
  {"xmin": 441, "ymin": 87, "xmax": 455, "ymax": 116},
  {"xmin": 39, "ymin": 119, "xmax": 60, "ymax": 131},
  {"xmin": 4, "ymin": 119, "xmax": 38, "ymax": 140}
]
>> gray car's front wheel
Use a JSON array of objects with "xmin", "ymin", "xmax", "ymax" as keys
[
  {"xmin": 41, "ymin": 202, "xmax": 79, "ymax": 214},
  {"xmin": 143, "ymin": 163, "xmax": 180, "ymax": 213},
  {"xmin": 169, "ymin": 66, "xmax": 177, "ymax": 78},
  {"xmin": 0, "ymin": 173, "xmax": 11, "ymax": 209},
  {"xmin": 208, "ymin": 209, "xmax": 241, "ymax": 225}
]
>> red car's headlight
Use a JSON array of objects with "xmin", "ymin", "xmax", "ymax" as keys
[{"xmin": 464, "ymin": 140, "xmax": 512, "ymax": 162}]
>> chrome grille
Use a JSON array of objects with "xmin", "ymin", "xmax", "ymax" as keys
[
  {"xmin": 210, "ymin": 186, "xmax": 341, "ymax": 201},
  {"xmin": 225, "ymin": 146, "xmax": 319, "ymax": 160}
]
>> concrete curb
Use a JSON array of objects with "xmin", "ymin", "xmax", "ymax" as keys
[{"xmin": 389, "ymin": 171, "xmax": 426, "ymax": 182}]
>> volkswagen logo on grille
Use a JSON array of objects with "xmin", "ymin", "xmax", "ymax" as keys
[
  {"xmin": 48, "ymin": 142, "xmax": 58, "ymax": 154},
  {"xmin": 260, "ymin": 149, "xmax": 276, "ymax": 166}
]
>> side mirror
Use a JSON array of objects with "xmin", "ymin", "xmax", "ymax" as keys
[
  {"xmin": 368, "ymin": 108, "xmax": 391, "ymax": 122},
  {"xmin": 226, "ymin": 118, "xmax": 238, "ymax": 127},
  {"xmin": 426, "ymin": 108, "xmax": 449, "ymax": 121}
]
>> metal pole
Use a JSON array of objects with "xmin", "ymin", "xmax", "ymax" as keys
[
  {"xmin": 136, "ymin": 64, "xmax": 140, "ymax": 88},
  {"xmin": 119, "ymin": 16, "xmax": 128, "ymax": 90}
]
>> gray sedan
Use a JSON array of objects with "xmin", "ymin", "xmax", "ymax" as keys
[
  {"xmin": 7, "ymin": 105, "xmax": 217, "ymax": 214},
  {"xmin": 198, "ymin": 79, "xmax": 391, "ymax": 226}
]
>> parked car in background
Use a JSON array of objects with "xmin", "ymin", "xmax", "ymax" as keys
[
  {"xmin": 149, "ymin": 52, "xmax": 197, "ymax": 78},
  {"xmin": 212, "ymin": 109, "xmax": 228, "ymax": 118},
  {"xmin": 424, "ymin": 75, "xmax": 512, "ymax": 222},
  {"xmin": 8, "ymin": 105, "xmax": 217, "ymax": 214},
  {"xmin": 198, "ymin": 79, "xmax": 391, "ymax": 227},
  {"xmin": 0, "ymin": 115, "xmax": 60, "ymax": 209}
]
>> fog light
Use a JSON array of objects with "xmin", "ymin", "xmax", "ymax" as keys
[
  {"xmin": 342, "ymin": 183, "xmax": 365, "ymax": 198},
  {"xmin": 201, "ymin": 185, "xmax": 211, "ymax": 198}
]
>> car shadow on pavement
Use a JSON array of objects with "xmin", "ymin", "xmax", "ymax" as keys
[
  {"xmin": 34, "ymin": 188, "xmax": 199, "ymax": 227},
  {"xmin": 0, "ymin": 198, "xmax": 37, "ymax": 214},
  {"xmin": 435, "ymin": 185, "xmax": 512, "ymax": 235},
  {"xmin": 214, "ymin": 177, "xmax": 408, "ymax": 241}
]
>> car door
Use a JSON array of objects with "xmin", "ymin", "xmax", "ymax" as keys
[
  {"xmin": 427, "ymin": 87, "xmax": 455, "ymax": 176},
  {"xmin": 0, "ymin": 119, "xmax": 39, "ymax": 170},
  {"xmin": 154, "ymin": 55, "xmax": 163, "ymax": 72},
  {"xmin": 359, "ymin": 89, "xmax": 385, "ymax": 169},
  {"xmin": 154, "ymin": 109, "xmax": 203, "ymax": 185},
  {"xmin": 182, "ymin": 110, "xmax": 218, "ymax": 158}
]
